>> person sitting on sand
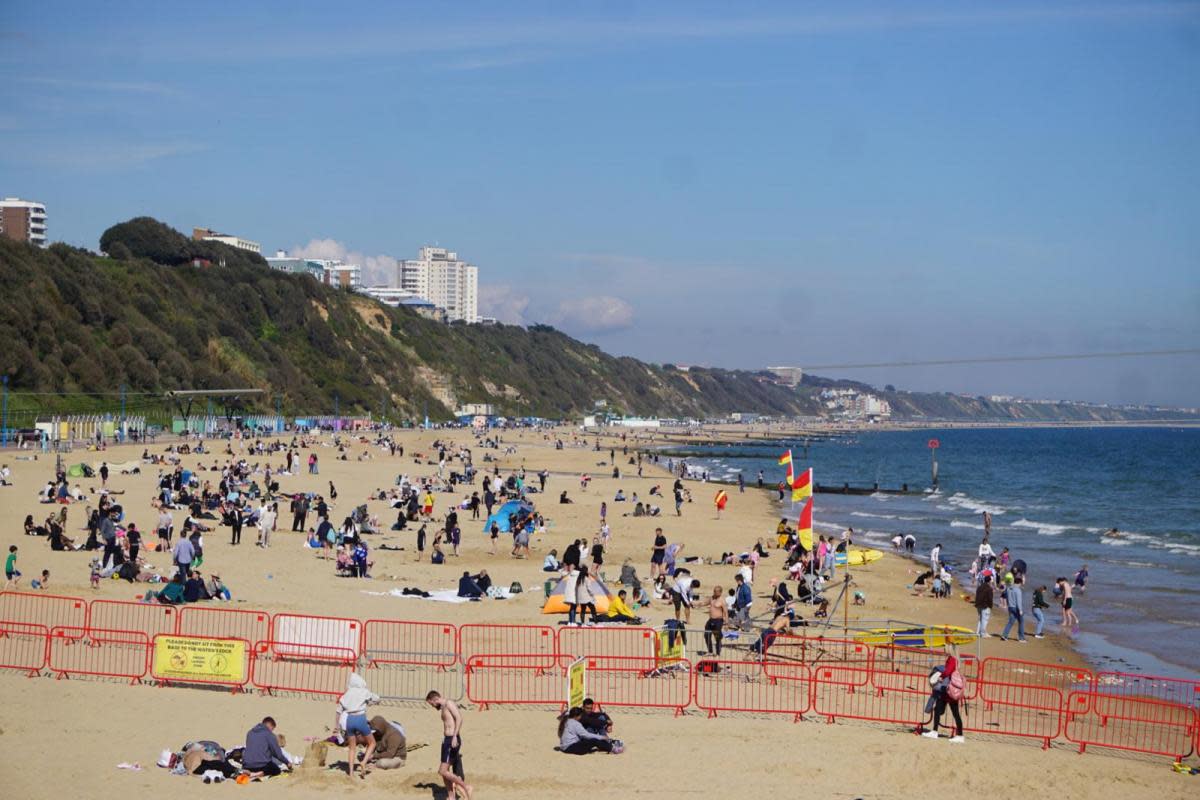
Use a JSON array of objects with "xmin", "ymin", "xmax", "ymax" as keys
[
  {"xmin": 604, "ymin": 589, "xmax": 642, "ymax": 624},
  {"xmin": 457, "ymin": 571, "xmax": 484, "ymax": 599},
  {"xmin": 557, "ymin": 706, "xmax": 619, "ymax": 755},
  {"xmin": 543, "ymin": 549, "xmax": 560, "ymax": 572},
  {"xmin": 143, "ymin": 573, "xmax": 186, "ymax": 604},
  {"xmin": 368, "ymin": 716, "xmax": 407, "ymax": 770},
  {"xmin": 580, "ymin": 698, "xmax": 614, "ymax": 736},
  {"xmin": 242, "ymin": 716, "xmax": 291, "ymax": 778}
]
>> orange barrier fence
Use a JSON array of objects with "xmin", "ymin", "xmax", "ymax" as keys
[
  {"xmin": 458, "ymin": 624, "xmax": 556, "ymax": 667},
  {"xmin": 88, "ymin": 600, "xmax": 177, "ymax": 641},
  {"xmin": 556, "ymin": 627, "xmax": 657, "ymax": 666},
  {"xmin": 49, "ymin": 626, "xmax": 149, "ymax": 684},
  {"xmin": 0, "ymin": 621, "xmax": 48, "ymax": 675},
  {"xmin": 272, "ymin": 613, "xmax": 360, "ymax": 659},
  {"xmin": 0, "ymin": 592, "xmax": 1196, "ymax": 762},
  {"xmin": 579, "ymin": 655, "xmax": 691, "ymax": 715},
  {"xmin": 812, "ymin": 662, "xmax": 931, "ymax": 729},
  {"xmin": 363, "ymin": 619, "xmax": 457, "ymax": 667},
  {"xmin": 250, "ymin": 640, "xmax": 355, "ymax": 697},
  {"xmin": 0, "ymin": 592, "xmax": 87, "ymax": 631},
  {"xmin": 465, "ymin": 654, "xmax": 563, "ymax": 709},
  {"xmin": 696, "ymin": 660, "xmax": 810, "ymax": 721},
  {"xmin": 1065, "ymin": 691, "xmax": 1197, "ymax": 759},
  {"xmin": 966, "ymin": 680, "xmax": 1064, "ymax": 748},
  {"xmin": 176, "ymin": 606, "xmax": 270, "ymax": 646}
]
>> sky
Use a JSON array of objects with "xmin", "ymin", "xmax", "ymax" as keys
[{"xmin": 2, "ymin": 1, "xmax": 1198, "ymax": 406}]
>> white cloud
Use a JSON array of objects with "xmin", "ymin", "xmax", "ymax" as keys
[
  {"xmin": 7, "ymin": 141, "xmax": 207, "ymax": 170},
  {"xmin": 288, "ymin": 238, "xmax": 397, "ymax": 286},
  {"xmin": 547, "ymin": 295, "xmax": 634, "ymax": 333},
  {"xmin": 479, "ymin": 284, "xmax": 531, "ymax": 325}
]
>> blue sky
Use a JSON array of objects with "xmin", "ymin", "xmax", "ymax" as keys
[{"xmin": 2, "ymin": 1, "xmax": 1198, "ymax": 405}]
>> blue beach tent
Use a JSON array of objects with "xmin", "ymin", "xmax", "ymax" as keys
[{"xmin": 482, "ymin": 499, "xmax": 534, "ymax": 533}]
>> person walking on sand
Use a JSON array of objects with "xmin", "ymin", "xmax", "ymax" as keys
[
  {"xmin": 999, "ymin": 574, "xmax": 1026, "ymax": 642},
  {"xmin": 426, "ymin": 691, "xmax": 472, "ymax": 799},
  {"xmin": 1032, "ymin": 584, "xmax": 1050, "ymax": 639},
  {"xmin": 922, "ymin": 648, "xmax": 965, "ymax": 743},
  {"xmin": 974, "ymin": 575, "xmax": 994, "ymax": 639},
  {"xmin": 713, "ymin": 488, "xmax": 728, "ymax": 519}
]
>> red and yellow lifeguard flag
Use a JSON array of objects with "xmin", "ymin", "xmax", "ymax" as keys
[
  {"xmin": 791, "ymin": 467, "xmax": 812, "ymax": 502},
  {"xmin": 777, "ymin": 451, "xmax": 793, "ymax": 466},
  {"xmin": 798, "ymin": 495, "xmax": 814, "ymax": 551}
]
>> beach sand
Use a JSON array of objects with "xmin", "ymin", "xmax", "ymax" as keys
[{"xmin": 0, "ymin": 427, "xmax": 1190, "ymax": 798}]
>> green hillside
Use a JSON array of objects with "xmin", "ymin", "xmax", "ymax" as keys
[{"xmin": 0, "ymin": 219, "xmax": 820, "ymax": 421}]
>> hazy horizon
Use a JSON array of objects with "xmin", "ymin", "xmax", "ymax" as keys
[{"xmin": 2, "ymin": 1, "xmax": 1197, "ymax": 405}]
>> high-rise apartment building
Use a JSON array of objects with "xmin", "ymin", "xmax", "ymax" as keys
[
  {"xmin": 396, "ymin": 246, "xmax": 479, "ymax": 323},
  {"xmin": 0, "ymin": 197, "xmax": 48, "ymax": 247}
]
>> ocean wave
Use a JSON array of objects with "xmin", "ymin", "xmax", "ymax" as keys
[
  {"xmin": 945, "ymin": 492, "xmax": 1008, "ymax": 516},
  {"xmin": 1100, "ymin": 539, "xmax": 1133, "ymax": 547},
  {"xmin": 1158, "ymin": 543, "xmax": 1200, "ymax": 558},
  {"xmin": 852, "ymin": 511, "xmax": 898, "ymax": 520},
  {"xmin": 950, "ymin": 520, "xmax": 985, "ymax": 530},
  {"xmin": 1012, "ymin": 518, "xmax": 1073, "ymax": 536}
]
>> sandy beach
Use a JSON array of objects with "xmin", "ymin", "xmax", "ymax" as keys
[{"xmin": 0, "ymin": 426, "xmax": 1192, "ymax": 799}]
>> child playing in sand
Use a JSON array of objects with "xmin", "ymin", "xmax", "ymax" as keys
[
  {"xmin": 31, "ymin": 569, "xmax": 49, "ymax": 590},
  {"xmin": 4, "ymin": 545, "xmax": 20, "ymax": 590}
]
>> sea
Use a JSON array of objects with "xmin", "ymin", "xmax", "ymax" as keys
[{"xmin": 663, "ymin": 427, "xmax": 1200, "ymax": 678}]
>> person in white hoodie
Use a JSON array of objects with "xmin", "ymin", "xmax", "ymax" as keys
[{"xmin": 336, "ymin": 673, "xmax": 380, "ymax": 778}]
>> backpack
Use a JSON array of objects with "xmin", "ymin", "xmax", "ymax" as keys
[{"xmin": 947, "ymin": 670, "xmax": 966, "ymax": 702}]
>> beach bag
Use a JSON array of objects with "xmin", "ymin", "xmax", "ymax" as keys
[
  {"xmin": 509, "ymin": 581, "xmax": 523, "ymax": 594},
  {"xmin": 947, "ymin": 670, "xmax": 966, "ymax": 702}
]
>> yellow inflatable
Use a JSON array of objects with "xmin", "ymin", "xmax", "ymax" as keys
[
  {"xmin": 835, "ymin": 548, "xmax": 884, "ymax": 567},
  {"xmin": 853, "ymin": 625, "xmax": 975, "ymax": 648}
]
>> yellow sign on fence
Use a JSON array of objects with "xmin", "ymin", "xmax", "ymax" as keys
[
  {"xmin": 657, "ymin": 629, "xmax": 685, "ymax": 663},
  {"xmin": 567, "ymin": 657, "xmax": 587, "ymax": 709},
  {"xmin": 153, "ymin": 635, "xmax": 245, "ymax": 683}
]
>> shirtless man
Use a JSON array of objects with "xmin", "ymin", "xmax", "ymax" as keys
[
  {"xmin": 426, "ymin": 690, "xmax": 472, "ymax": 799},
  {"xmin": 1056, "ymin": 577, "xmax": 1079, "ymax": 628},
  {"xmin": 703, "ymin": 585, "xmax": 728, "ymax": 656}
]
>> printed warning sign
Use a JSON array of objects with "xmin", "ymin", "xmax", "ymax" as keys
[{"xmin": 153, "ymin": 635, "xmax": 245, "ymax": 683}]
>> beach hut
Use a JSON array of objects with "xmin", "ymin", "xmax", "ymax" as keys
[
  {"xmin": 541, "ymin": 574, "xmax": 613, "ymax": 614},
  {"xmin": 482, "ymin": 499, "xmax": 534, "ymax": 533}
]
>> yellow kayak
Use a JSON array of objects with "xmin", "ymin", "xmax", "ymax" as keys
[
  {"xmin": 835, "ymin": 548, "xmax": 884, "ymax": 567},
  {"xmin": 853, "ymin": 625, "xmax": 975, "ymax": 648}
]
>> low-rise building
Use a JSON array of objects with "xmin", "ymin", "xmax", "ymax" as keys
[
  {"xmin": 0, "ymin": 197, "xmax": 47, "ymax": 247},
  {"xmin": 193, "ymin": 227, "xmax": 261, "ymax": 254}
]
